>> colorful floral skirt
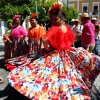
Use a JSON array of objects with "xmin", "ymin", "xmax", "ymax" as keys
[
  {"xmin": 4, "ymin": 42, "xmax": 12, "ymax": 60},
  {"xmin": 11, "ymin": 38, "xmax": 29, "ymax": 58},
  {"xmin": 7, "ymin": 47, "xmax": 100, "ymax": 100},
  {"xmin": 5, "ymin": 55, "xmax": 32, "ymax": 71}
]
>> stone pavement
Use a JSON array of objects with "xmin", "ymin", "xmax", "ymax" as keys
[
  {"xmin": 0, "ymin": 37, "xmax": 100, "ymax": 100},
  {"xmin": 0, "ymin": 37, "xmax": 30, "ymax": 100}
]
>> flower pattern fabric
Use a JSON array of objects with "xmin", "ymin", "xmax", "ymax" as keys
[{"xmin": 7, "ymin": 47, "xmax": 100, "ymax": 100}]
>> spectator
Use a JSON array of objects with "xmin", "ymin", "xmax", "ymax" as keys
[
  {"xmin": 81, "ymin": 13, "xmax": 95, "ymax": 53},
  {"xmin": 91, "ymin": 17, "xmax": 98, "ymax": 25},
  {"xmin": 95, "ymin": 25, "xmax": 100, "ymax": 41},
  {"xmin": 69, "ymin": 19, "xmax": 75, "ymax": 29},
  {"xmin": 73, "ymin": 19, "xmax": 83, "ymax": 47},
  {"xmin": 93, "ymin": 25, "xmax": 100, "ymax": 55}
]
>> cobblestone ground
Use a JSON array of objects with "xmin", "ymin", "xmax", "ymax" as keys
[
  {"xmin": 0, "ymin": 43, "xmax": 30, "ymax": 100},
  {"xmin": 0, "ymin": 39, "xmax": 100, "ymax": 100}
]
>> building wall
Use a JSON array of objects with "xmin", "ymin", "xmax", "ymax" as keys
[
  {"xmin": 0, "ymin": 0, "xmax": 100, "ymax": 36},
  {"xmin": 63, "ymin": 0, "xmax": 100, "ymax": 21},
  {"xmin": 0, "ymin": 21, "xmax": 7, "ymax": 36}
]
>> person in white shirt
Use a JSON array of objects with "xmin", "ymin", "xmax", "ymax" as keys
[
  {"xmin": 73, "ymin": 19, "xmax": 83, "ymax": 47},
  {"xmin": 93, "ymin": 25, "xmax": 100, "ymax": 55},
  {"xmin": 91, "ymin": 17, "xmax": 98, "ymax": 26},
  {"xmin": 95, "ymin": 25, "xmax": 100, "ymax": 40},
  {"xmin": 70, "ymin": 19, "xmax": 75, "ymax": 29}
]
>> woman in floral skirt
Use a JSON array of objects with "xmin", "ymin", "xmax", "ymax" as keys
[
  {"xmin": 3, "ymin": 19, "xmax": 13, "ymax": 60},
  {"xmin": 28, "ymin": 13, "xmax": 46, "ymax": 59},
  {"xmin": 7, "ymin": 4, "xmax": 100, "ymax": 100},
  {"xmin": 9, "ymin": 14, "xmax": 28, "ymax": 58}
]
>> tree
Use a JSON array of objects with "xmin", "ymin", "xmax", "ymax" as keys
[
  {"xmin": 0, "ymin": 0, "xmax": 55, "ymax": 24},
  {"xmin": 62, "ymin": 6, "xmax": 79, "ymax": 24},
  {"xmin": 0, "ymin": 0, "xmax": 38, "ymax": 23},
  {"xmin": 0, "ymin": 0, "xmax": 78, "ymax": 26},
  {"xmin": 37, "ymin": 0, "xmax": 55, "ymax": 25}
]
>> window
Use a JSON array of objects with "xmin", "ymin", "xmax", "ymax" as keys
[
  {"xmin": 83, "ymin": 6, "xmax": 88, "ymax": 13},
  {"xmin": 92, "ymin": 3, "xmax": 99, "ymax": 15},
  {"xmin": 82, "ymin": 3, "xmax": 89, "ymax": 13},
  {"xmin": 69, "ymin": 4, "xmax": 74, "ymax": 8},
  {"xmin": 94, "ymin": 6, "xmax": 98, "ymax": 12}
]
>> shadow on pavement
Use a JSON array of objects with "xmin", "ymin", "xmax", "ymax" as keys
[
  {"xmin": 91, "ymin": 85, "xmax": 100, "ymax": 100},
  {"xmin": 0, "ymin": 84, "xmax": 30, "ymax": 100},
  {"xmin": 0, "ymin": 59, "xmax": 8, "ymax": 71},
  {"xmin": 0, "ymin": 45, "xmax": 4, "ymax": 52},
  {"xmin": 0, "ymin": 59, "xmax": 30, "ymax": 100}
]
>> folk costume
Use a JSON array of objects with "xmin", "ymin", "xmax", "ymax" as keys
[
  {"xmin": 3, "ymin": 19, "xmax": 13, "ymax": 60},
  {"xmin": 7, "ymin": 4, "xmax": 100, "ymax": 100},
  {"xmin": 28, "ymin": 13, "xmax": 46, "ymax": 59},
  {"xmin": 9, "ymin": 14, "xmax": 28, "ymax": 58}
]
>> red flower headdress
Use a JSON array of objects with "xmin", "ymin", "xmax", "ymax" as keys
[
  {"xmin": 30, "ymin": 13, "xmax": 38, "ymax": 19},
  {"xmin": 13, "ymin": 14, "xmax": 21, "ymax": 20},
  {"xmin": 49, "ymin": 4, "xmax": 61, "ymax": 17}
]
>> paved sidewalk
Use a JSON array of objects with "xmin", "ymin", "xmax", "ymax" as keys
[
  {"xmin": 0, "ymin": 36, "xmax": 100, "ymax": 100},
  {"xmin": 0, "ymin": 37, "xmax": 30, "ymax": 100}
]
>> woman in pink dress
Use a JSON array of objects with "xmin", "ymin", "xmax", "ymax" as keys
[
  {"xmin": 7, "ymin": 4, "xmax": 100, "ymax": 99},
  {"xmin": 9, "ymin": 14, "xmax": 28, "ymax": 58}
]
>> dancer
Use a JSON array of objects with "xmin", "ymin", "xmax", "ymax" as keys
[
  {"xmin": 3, "ymin": 19, "xmax": 13, "ymax": 60},
  {"xmin": 9, "ymin": 14, "xmax": 28, "ymax": 58},
  {"xmin": 7, "ymin": 4, "xmax": 100, "ymax": 100},
  {"xmin": 5, "ymin": 14, "xmax": 46, "ymax": 71},
  {"xmin": 28, "ymin": 13, "xmax": 46, "ymax": 59},
  {"xmin": 5, "ymin": 15, "xmax": 28, "ymax": 71}
]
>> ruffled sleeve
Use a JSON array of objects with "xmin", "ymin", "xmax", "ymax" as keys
[
  {"xmin": 28, "ymin": 26, "xmax": 46, "ymax": 40},
  {"xmin": 44, "ymin": 25, "xmax": 75, "ymax": 50}
]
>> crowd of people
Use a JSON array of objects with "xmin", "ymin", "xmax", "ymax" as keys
[
  {"xmin": 0, "ymin": 3, "xmax": 100, "ymax": 100},
  {"xmin": 70, "ymin": 13, "xmax": 100, "ymax": 54}
]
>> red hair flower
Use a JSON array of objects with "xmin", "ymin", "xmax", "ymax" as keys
[
  {"xmin": 30, "ymin": 13, "xmax": 38, "ymax": 18},
  {"xmin": 49, "ymin": 4, "xmax": 61, "ymax": 17},
  {"xmin": 13, "ymin": 14, "xmax": 21, "ymax": 20}
]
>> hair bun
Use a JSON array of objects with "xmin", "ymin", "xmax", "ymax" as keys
[
  {"xmin": 49, "ymin": 4, "xmax": 61, "ymax": 17},
  {"xmin": 13, "ymin": 14, "xmax": 21, "ymax": 20}
]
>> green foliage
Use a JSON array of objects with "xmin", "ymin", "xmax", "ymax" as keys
[
  {"xmin": 37, "ymin": 0, "xmax": 55, "ymax": 24},
  {"xmin": 62, "ymin": 6, "xmax": 79, "ymax": 24},
  {"xmin": 0, "ymin": 0, "xmax": 35, "ymax": 22},
  {"xmin": 0, "ymin": 0, "xmax": 78, "ymax": 25}
]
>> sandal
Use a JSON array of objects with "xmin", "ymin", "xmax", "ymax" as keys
[{"xmin": 0, "ymin": 76, "xmax": 4, "ymax": 83}]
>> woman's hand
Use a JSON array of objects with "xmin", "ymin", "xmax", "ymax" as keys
[{"xmin": 43, "ymin": 38, "xmax": 50, "ymax": 51}]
